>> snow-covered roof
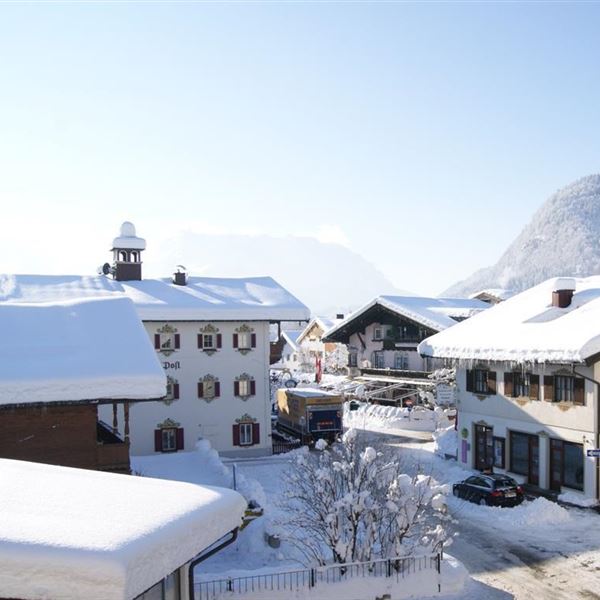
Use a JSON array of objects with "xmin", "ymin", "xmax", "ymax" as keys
[
  {"xmin": 468, "ymin": 288, "xmax": 514, "ymax": 303},
  {"xmin": 297, "ymin": 315, "xmax": 345, "ymax": 344},
  {"xmin": 287, "ymin": 387, "xmax": 341, "ymax": 398},
  {"xmin": 0, "ymin": 294, "xmax": 166, "ymax": 405},
  {"xmin": 111, "ymin": 221, "xmax": 146, "ymax": 250},
  {"xmin": 0, "ymin": 274, "xmax": 310, "ymax": 322},
  {"xmin": 0, "ymin": 459, "xmax": 246, "ymax": 600},
  {"xmin": 324, "ymin": 295, "xmax": 488, "ymax": 342},
  {"xmin": 418, "ymin": 276, "xmax": 600, "ymax": 364},
  {"xmin": 281, "ymin": 329, "xmax": 303, "ymax": 350}
]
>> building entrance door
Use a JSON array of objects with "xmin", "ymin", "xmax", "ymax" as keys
[{"xmin": 475, "ymin": 425, "xmax": 494, "ymax": 471}]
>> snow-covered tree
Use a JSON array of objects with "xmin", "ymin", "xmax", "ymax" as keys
[
  {"xmin": 278, "ymin": 430, "xmax": 451, "ymax": 566},
  {"xmin": 323, "ymin": 344, "xmax": 349, "ymax": 374}
]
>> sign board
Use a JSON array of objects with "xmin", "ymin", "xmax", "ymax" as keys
[
  {"xmin": 586, "ymin": 449, "xmax": 600, "ymax": 458},
  {"xmin": 436, "ymin": 384, "xmax": 456, "ymax": 406}
]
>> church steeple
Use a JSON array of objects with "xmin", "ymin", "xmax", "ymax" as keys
[{"xmin": 111, "ymin": 222, "xmax": 146, "ymax": 281}]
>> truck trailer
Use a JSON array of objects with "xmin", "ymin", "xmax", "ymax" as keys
[{"xmin": 276, "ymin": 388, "xmax": 343, "ymax": 444}]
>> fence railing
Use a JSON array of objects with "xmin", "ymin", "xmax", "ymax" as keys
[{"xmin": 194, "ymin": 553, "xmax": 441, "ymax": 599}]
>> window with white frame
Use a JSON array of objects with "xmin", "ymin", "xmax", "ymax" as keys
[
  {"xmin": 154, "ymin": 325, "xmax": 180, "ymax": 355},
  {"xmin": 165, "ymin": 376, "xmax": 179, "ymax": 403},
  {"xmin": 162, "ymin": 428, "xmax": 177, "ymax": 452},
  {"xmin": 373, "ymin": 351, "xmax": 385, "ymax": 369},
  {"xmin": 198, "ymin": 375, "xmax": 220, "ymax": 401},
  {"xmin": 234, "ymin": 374, "xmax": 255, "ymax": 399},
  {"xmin": 373, "ymin": 327, "xmax": 383, "ymax": 340},
  {"xmin": 394, "ymin": 352, "xmax": 409, "ymax": 370},
  {"xmin": 240, "ymin": 423, "xmax": 253, "ymax": 446}
]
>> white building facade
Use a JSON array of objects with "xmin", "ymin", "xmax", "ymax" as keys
[
  {"xmin": 419, "ymin": 277, "xmax": 600, "ymax": 504},
  {"xmin": 99, "ymin": 222, "xmax": 310, "ymax": 458}
]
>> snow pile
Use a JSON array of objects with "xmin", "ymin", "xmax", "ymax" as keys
[
  {"xmin": 344, "ymin": 402, "xmax": 446, "ymax": 433},
  {"xmin": 132, "ymin": 439, "xmax": 266, "ymax": 507},
  {"xmin": 0, "ymin": 458, "xmax": 246, "ymax": 600},
  {"xmin": 558, "ymin": 491, "xmax": 599, "ymax": 508},
  {"xmin": 433, "ymin": 426, "xmax": 458, "ymax": 459}
]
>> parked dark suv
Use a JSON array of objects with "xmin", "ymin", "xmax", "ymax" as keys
[{"xmin": 452, "ymin": 474, "xmax": 524, "ymax": 507}]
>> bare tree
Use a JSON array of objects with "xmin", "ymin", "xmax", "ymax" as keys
[{"xmin": 278, "ymin": 430, "xmax": 451, "ymax": 566}]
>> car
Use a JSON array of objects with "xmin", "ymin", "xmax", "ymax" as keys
[{"xmin": 452, "ymin": 473, "xmax": 524, "ymax": 507}]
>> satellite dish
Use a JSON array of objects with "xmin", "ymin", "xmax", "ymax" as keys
[{"xmin": 101, "ymin": 263, "xmax": 111, "ymax": 276}]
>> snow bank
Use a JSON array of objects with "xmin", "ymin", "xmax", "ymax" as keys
[
  {"xmin": 433, "ymin": 426, "xmax": 458, "ymax": 459},
  {"xmin": 0, "ymin": 458, "xmax": 246, "ymax": 600},
  {"xmin": 558, "ymin": 491, "xmax": 599, "ymax": 508},
  {"xmin": 450, "ymin": 496, "xmax": 571, "ymax": 529},
  {"xmin": 132, "ymin": 439, "xmax": 266, "ymax": 506},
  {"xmin": 344, "ymin": 402, "xmax": 448, "ymax": 433}
]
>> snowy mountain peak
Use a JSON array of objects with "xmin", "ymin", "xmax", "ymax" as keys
[{"xmin": 444, "ymin": 174, "xmax": 600, "ymax": 297}]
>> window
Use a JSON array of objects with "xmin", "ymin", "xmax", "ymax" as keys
[
  {"xmin": 544, "ymin": 375, "xmax": 585, "ymax": 404},
  {"xmin": 198, "ymin": 375, "xmax": 220, "ymax": 401},
  {"xmin": 154, "ymin": 330, "xmax": 180, "ymax": 353},
  {"xmin": 555, "ymin": 375, "xmax": 574, "ymax": 402},
  {"xmin": 348, "ymin": 352, "xmax": 358, "ymax": 368},
  {"xmin": 550, "ymin": 439, "xmax": 584, "ymax": 491},
  {"xmin": 232, "ymin": 420, "xmax": 260, "ymax": 447},
  {"xmin": 509, "ymin": 431, "xmax": 540, "ymax": 486},
  {"xmin": 514, "ymin": 373, "xmax": 530, "ymax": 397},
  {"xmin": 373, "ymin": 327, "xmax": 383, "ymax": 340},
  {"xmin": 466, "ymin": 369, "xmax": 496, "ymax": 395},
  {"xmin": 505, "ymin": 372, "xmax": 539, "ymax": 400},
  {"xmin": 197, "ymin": 326, "xmax": 222, "ymax": 353},
  {"xmin": 234, "ymin": 374, "xmax": 256, "ymax": 399},
  {"xmin": 233, "ymin": 328, "xmax": 257, "ymax": 352},
  {"xmin": 154, "ymin": 426, "xmax": 184, "ymax": 453},
  {"xmin": 240, "ymin": 423, "xmax": 253, "ymax": 445},
  {"xmin": 165, "ymin": 377, "xmax": 179, "ymax": 402},
  {"xmin": 394, "ymin": 352, "xmax": 409, "ymax": 370},
  {"xmin": 493, "ymin": 437, "xmax": 505, "ymax": 469},
  {"xmin": 372, "ymin": 351, "xmax": 385, "ymax": 369}
]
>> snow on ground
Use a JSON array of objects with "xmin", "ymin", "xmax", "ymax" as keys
[
  {"xmin": 433, "ymin": 426, "xmax": 457, "ymax": 458},
  {"xmin": 344, "ymin": 401, "xmax": 450, "ymax": 435}
]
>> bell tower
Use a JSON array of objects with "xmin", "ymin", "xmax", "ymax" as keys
[{"xmin": 111, "ymin": 221, "xmax": 146, "ymax": 281}]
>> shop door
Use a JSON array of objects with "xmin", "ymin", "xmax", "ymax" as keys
[{"xmin": 475, "ymin": 425, "xmax": 494, "ymax": 471}]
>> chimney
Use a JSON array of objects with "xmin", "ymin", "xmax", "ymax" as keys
[
  {"xmin": 551, "ymin": 277, "xmax": 576, "ymax": 308},
  {"xmin": 173, "ymin": 265, "xmax": 187, "ymax": 286}
]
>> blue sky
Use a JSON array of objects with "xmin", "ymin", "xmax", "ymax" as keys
[{"xmin": 1, "ymin": 1, "xmax": 599, "ymax": 295}]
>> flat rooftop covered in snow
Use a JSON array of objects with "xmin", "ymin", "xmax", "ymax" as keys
[
  {"xmin": 287, "ymin": 387, "xmax": 341, "ymax": 398},
  {"xmin": 0, "ymin": 273, "xmax": 310, "ymax": 322},
  {"xmin": 0, "ymin": 293, "xmax": 166, "ymax": 405},
  {"xmin": 0, "ymin": 459, "xmax": 246, "ymax": 600},
  {"xmin": 418, "ymin": 276, "xmax": 600, "ymax": 364}
]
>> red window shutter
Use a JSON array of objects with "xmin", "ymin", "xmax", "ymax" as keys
[
  {"xmin": 574, "ymin": 378, "xmax": 585, "ymax": 405},
  {"xmin": 174, "ymin": 334, "xmax": 180, "ymax": 349},
  {"xmin": 252, "ymin": 423, "xmax": 260, "ymax": 445},
  {"xmin": 530, "ymin": 374, "xmax": 540, "ymax": 400},
  {"xmin": 154, "ymin": 429, "xmax": 162, "ymax": 452},
  {"xmin": 504, "ymin": 372, "xmax": 513, "ymax": 397},
  {"xmin": 543, "ymin": 376, "xmax": 554, "ymax": 402},
  {"xmin": 465, "ymin": 370, "xmax": 474, "ymax": 392},
  {"xmin": 234, "ymin": 381, "xmax": 240, "ymax": 396},
  {"xmin": 176, "ymin": 428, "xmax": 184, "ymax": 450},
  {"xmin": 487, "ymin": 371, "xmax": 497, "ymax": 394},
  {"xmin": 232, "ymin": 424, "xmax": 240, "ymax": 446},
  {"xmin": 250, "ymin": 380, "xmax": 256, "ymax": 396},
  {"xmin": 197, "ymin": 334, "xmax": 203, "ymax": 349},
  {"xmin": 216, "ymin": 334, "xmax": 222, "ymax": 349},
  {"xmin": 215, "ymin": 381, "xmax": 221, "ymax": 397},
  {"xmin": 198, "ymin": 382, "xmax": 204, "ymax": 398},
  {"xmin": 251, "ymin": 333, "xmax": 257, "ymax": 348},
  {"xmin": 154, "ymin": 334, "xmax": 161, "ymax": 350},
  {"xmin": 173, "ymin": 383, "xmax": 180, "ymax": 399},
  {"xmin": 233, "ymin": 334, "xmax": 239, "ymax": 349}
]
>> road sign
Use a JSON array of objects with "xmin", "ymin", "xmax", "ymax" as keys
[{"xmin": 586, "ymin": 449, "xmax": 600, "ymax": 458}]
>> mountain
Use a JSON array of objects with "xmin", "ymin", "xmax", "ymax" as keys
[
  {"xmin": 443, "ymin": 174, "xmax": 600, "ymax": 297},
  {"xmin": 146, "ymin": 232, "xmax": 406, "ymax": 316}
]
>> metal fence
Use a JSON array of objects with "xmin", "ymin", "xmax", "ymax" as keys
[
  {"xmin": 272, "ymin": 439, "xmax": 303, "ymax": 454},
  {"xmin": 194, "ymin": 553, "xmax": 441, "ymax": 599}
]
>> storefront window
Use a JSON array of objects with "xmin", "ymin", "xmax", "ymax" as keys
[
  {"xmin": 563, "ymin": 442, "xmax": 584, "ymax": 491},
  {"xmin": 510, "ymin": 432, "xmax": 530, "ymax": 476}
]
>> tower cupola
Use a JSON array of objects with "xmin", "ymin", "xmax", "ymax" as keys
[{"xmin": 111, "ymin": 221, "xmax": 146, "ymax": 281}]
